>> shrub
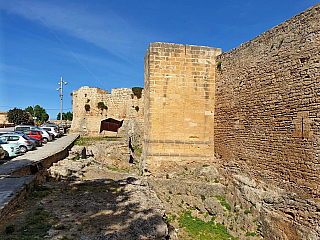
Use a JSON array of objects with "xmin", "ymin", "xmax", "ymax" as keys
[
  {"xmin": 132, "ymin": 87, "xmax": 143, "ymax": 99},
  {"xmin": 135, "ymin": 106, "xmax": 139, "ymax": 112},
  {"xmin": 213, "ymin": 195, "xmax": 231, "ymax": 211},
  {"xmin": 5, "ymin": 224, "xmax": 15, "ymax": 234},
  {"xmin": 97, "ymin": 102, "xmax": 108, "ymax": 110},
  {"xmin": 85, "ymin": 104, "xmax": 90, "ymax": 112},
  {"xmin": 217, "ymin": 61, "xmax": 222, "ymax": 73}
]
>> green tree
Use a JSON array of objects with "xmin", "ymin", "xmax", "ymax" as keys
[
  {"xmin": 65, "ymin": 111, "xmax": 73, "ymax": 121},
  {"xmin": 7, "ymin": 108, "xmax": 30, "ymax": 125},
  {"xmin": 25, "ymin": 106, "xmax": 34, "ymax": 116},
  {"xmin": 57, "ymin": 111, "xmax": 73, "ymax": 121},
  {"xmin": 25, "ymin": 105, "xmax": 49, "ymax": 124}
]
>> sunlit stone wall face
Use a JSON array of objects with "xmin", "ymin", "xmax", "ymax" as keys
[
  {"xmin": 71, "ymin": 86, "xmax": 144, "ymax": 138},
  {"xmin": 214, "ymin": 4, "xmax": 320, "ymax": 197},
  {"xmin": 143, "ymin": 43, "xmax": 221, "ymax": 173}
]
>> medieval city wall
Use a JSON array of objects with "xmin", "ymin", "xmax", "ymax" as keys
[
  {"xmin": 0, "ymin": 112, "xmax": 7, "ymax": 124},
  {"xmin": 70, "ymin": 86, "xmax": 144, "ymax": 138},
  {"xmin": 142, "ymin": 43, "xmax": 221, "ymax": 173},
  {"xmin": 215, "ymin": 2, "xmax": 320, "ymax": 198},
  {"xmin": 213, "ymin": 4, "xmax": 320, "ymax": 238}
]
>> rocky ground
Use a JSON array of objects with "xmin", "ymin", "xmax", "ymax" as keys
[
  {"xmin": 0, "ymin": 142, "xmax": 168, "ymax": 240},
  {"xmin": 2, "ymin": 137, "xmax": 317, "ymax": 239}
]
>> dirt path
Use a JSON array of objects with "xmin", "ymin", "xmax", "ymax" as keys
[{"xmin": 0, "ymin": 163, "xmax": 168, "ymax": 240}]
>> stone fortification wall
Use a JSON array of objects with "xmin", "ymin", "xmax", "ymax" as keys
[
  {"xmin": 142, "ymin": 43, "xmax": 221, "ymax": 173},
  {"xmin": 215, "ymin": 2, "xmax": 320, "ymax": 198},
  {"xmin": 71, "ymin": 86, "xmax": 144, "ymax": 138},
  {"xmin": 214, "ymin": 4, "xmax": 320, "ymax": 238},
  {"xmin": 0, "ymin": 112, "xmax": 7, "ymax": 124}
]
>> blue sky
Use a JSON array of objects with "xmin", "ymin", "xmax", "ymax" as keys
[{"xmin": 0, "ymin": 0, "xmax": 319, "ymax": 119}]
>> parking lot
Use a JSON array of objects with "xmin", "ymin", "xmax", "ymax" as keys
[{"xmin": 0, "ymin": 132, "xmax": 79, "ymax": 175}]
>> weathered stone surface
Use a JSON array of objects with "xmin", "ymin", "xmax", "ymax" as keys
[
  {"xmin": 142, "ymin": 43, "xmax": 221, "ymax": 173},
  {"xmin": 70, "ymin": 87, "xmax": 144, "ymax": 139},
  {"xmin": 48, "ymin": 157, "xmax": 94, "ymax": 180}
]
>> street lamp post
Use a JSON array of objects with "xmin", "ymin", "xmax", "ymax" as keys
[{"xmin": 57, "ymin": 77, "xmax": 67, "ymax": 128}]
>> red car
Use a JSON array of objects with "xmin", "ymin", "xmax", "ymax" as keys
[{"xmin": 23, "ymin": 130, "xmax": 43, "ymax": 144}]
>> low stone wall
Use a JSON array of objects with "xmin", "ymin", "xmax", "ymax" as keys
[{"xmin": 0, "ymin": 135, "xmax": 78, "ymax": 220}]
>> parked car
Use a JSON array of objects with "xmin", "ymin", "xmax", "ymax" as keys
[
  {"xmin": 41, "ymin": 126, "xmax": 59, "ymax": 139},
  {"xmin": 0, "ymin": 131, "xmax": 41, "ymax": 148},
  {"xmin": 0, "ymin": 134, "xmax": 34, "ymax": 153},
  {"xmin": 0, "ymin": 145, "xmax": 4, "ymax": 159},
  {"xmin": 23, "ymin": 130, "xmax": 43, "ymax": 144},
  {"xmin": 29, "ymin": 127, "xmax": 53, "ymax": 143},
  {"xmin": 41, "ymin": 124, "xmax": 61, "ymax": 137},
  {"xmin": 0, "ymin": 139, "xmax": 21, "ymax": 158},
  {"xmin": 27, "ymin": 136, "xmax": 42, "ymax": 147},
  {"xmin": 14, "ymin": 125, "xmax": 34, "ymax": 133}
]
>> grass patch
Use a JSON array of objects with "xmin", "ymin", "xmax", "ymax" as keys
[
  {"xmin": 213, "ymin": 196, "xmax": 231, "ymax": 212},
  {"xmin": 201, "ymin": 195, "xmax": 206, "ymax": 201},
  {"xmin": 133, "ymin": 146, "xmax": 142, "ymax": 157},
  {"xmin": 244, "ymin": 210, "xmax": 251, "ymax": 214},
  {"xmin": 5, "ymin": 206, "xmax": 57, "ymax": 239},
  {"xmin": 107, "ymin": 166, "xmax": 129, "ymax": 173},
  {"xmin": 30, "ymin": 184, "xmax": 51, "ymax": 199},
  {"xmin": 74, "ymin": 137, "xmax": 118, "ymax": 146},
  {"xmin": 5, "ymin": 224, "xmax": 15, "ymax": 234},
  {"xmin": 53, "ymin": 224, "xmax": 67, "ymax": 230},
  {"xmin": 214, "ymin": 178, "xmax": 219, "ymax": 183},
  {"xmin": 178, "ymin": 211, "xmax": 237, "ymax": 240},
  {"xmin": 166, "ymin": 214, "xmax": 177, "ymax": 224},
  {"xmin": 246, "ymin": 232, "xmax": 256, "ymax": 236}
]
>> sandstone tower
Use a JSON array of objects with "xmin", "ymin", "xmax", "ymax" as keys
[{"xmin": 142, "ymin": 43, "xmax": 221, "ymax": 173}]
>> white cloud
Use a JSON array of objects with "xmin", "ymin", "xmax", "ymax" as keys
[{"xmin": 0, "ymin": 0, "xmax": 152, "ymax": 61}]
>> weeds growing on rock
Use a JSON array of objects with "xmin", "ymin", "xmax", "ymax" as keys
[
  {"xmin": 244, "ymin": 210, "xmax": 251, "ymax": 214},
  {"xmin": 213, "ymin": 195, "xmax": 231, "ymax": 212},
  {"xmin": 246, "ymin": 232, "xmax": 256, "ymax": 236},
  {"xmin": 178, "ymin": 211, "xmax": 237, "ymax": 240}
]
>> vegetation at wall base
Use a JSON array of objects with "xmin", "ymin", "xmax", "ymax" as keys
[
  {"xmin": 74, "ymin": 137, "xmax": 118, "ymax": 146},
  {"xmin": 178, "ymin": 211, "xmax": 237, "ymax": 240}
]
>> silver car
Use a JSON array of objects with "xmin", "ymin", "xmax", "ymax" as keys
[{"xmin": 0, "ymin": 134, "xmax": 33, "ymax": 153}]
